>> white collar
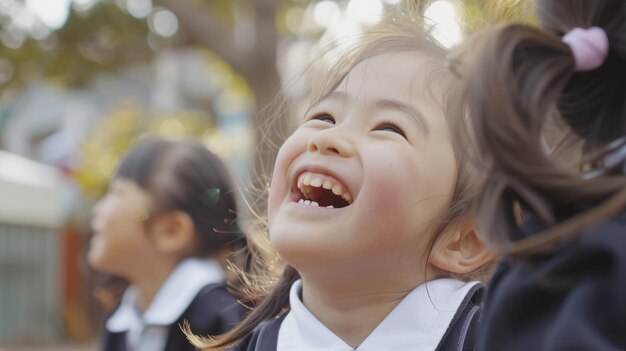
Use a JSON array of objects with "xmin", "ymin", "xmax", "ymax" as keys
[
  {"xmin": 278, "ymin": 278, "xmax": 479, "ymax": 351},
  {"xmin": 106, "ymin": 258, "xmax": 225, "ymax": 332}
]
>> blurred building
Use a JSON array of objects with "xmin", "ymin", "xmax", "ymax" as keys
[
  {"xmin": 0, "ymin": 151, "xmax": 64, "ymax": 345},
  {"xmin": 0, "ymin": 43, "xmax": 257, "ymax": 348}
]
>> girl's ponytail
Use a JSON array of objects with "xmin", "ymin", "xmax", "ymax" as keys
[{"xmin": 460, "ymin": 0, "xmax": 626, "ymax": 255}]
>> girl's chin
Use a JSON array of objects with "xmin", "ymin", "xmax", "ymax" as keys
[
  {"xmin": 86, "ymin": 251, "xmax": 102, "ymax": 269},
  {"xmin": 275, "ymin": 246, "xmax": 350, "ymax": 272},
  {"xmin": 86, "ymin": 249, "xmax": 112, "ymax": 273}
]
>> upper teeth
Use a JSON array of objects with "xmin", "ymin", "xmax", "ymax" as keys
[{"xmin": 297, "ymin": 172, "xmax": 353, "ymax": 204}]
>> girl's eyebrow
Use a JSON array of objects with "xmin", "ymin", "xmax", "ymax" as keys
[
  {"xmin": 305, "ymin": 91, "xmax": 348, "ymax": 116},
  {"xmin": 375, "ymin": 98, "xmax": 430, "ymax": 136},
  {"xmin": 307, "ymin": 91, "xmax": 430, "ymax": 136}
]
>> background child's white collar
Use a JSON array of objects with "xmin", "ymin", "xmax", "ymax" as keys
[{"xmin": 106, "ymin": 257, "xmax": 225, "ymax": 332}]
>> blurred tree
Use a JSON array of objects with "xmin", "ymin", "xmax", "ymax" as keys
[
  {"xmin": 0, "ymin": 2, "xmax": 152, "ymax": 90},
  {"xmin": 153, "ymin": 0, "xmax": 280, "ymax": 116},
  {"xmin": 152, "ymin": 0, "xmax": 289, "ymax": 197},
  {"xmin": 74, "ymin": 102, "xmax": 215, "ymax": 197},
  {"xmin": 1, "ymin": 0, "xmax": 535, "ymax": 197},
  {"xmin": 0, "ymin": 0, "xmax": 293, "ymax": 200}
]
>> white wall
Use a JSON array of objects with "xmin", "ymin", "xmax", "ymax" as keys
[{"xmin": 0, "ymin": 150, "xmax": 63, "ymax": 228}]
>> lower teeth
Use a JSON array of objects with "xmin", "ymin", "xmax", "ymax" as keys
[
  {"xmin": 297, "ymin": 200, "xmax": 335, "ymax": 209},
  {"xmin": 298, "ymin": 199, "xmax": 319, "ymax": 207}
]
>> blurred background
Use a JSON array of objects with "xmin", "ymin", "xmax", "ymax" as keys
[{"xmin": 0, "ymin": 0, "xmax": 531, "ymax": 349}]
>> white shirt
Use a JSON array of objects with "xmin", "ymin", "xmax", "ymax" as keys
[
  {"xmin": 105, "ymin": 258, "xmax": 225, "ymax": 351},
  {"xmin": 277, "ymin": 279, "xmax": 479, "ymax": 351}
]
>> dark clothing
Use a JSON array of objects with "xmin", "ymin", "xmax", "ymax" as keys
[
  {"xmin": 435, "ymin": 283, "xmax": 484, "ymax": 351},
  {"xmin": 228, "ymin": 314, "xmax": 284, "ymax": 351},
  {"xmin": 229, "ymin": 283, "xmax": 485, "ymax": 351},
  {"xmin": 103, "ymin": 283, "xmax": 246, "ymax": 351},
  {"xmin": 477, "ymin": 210, "xmax": 626, "ymax": 350}
]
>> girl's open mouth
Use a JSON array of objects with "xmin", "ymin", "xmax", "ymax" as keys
[{"xmin": 292, "ymin": 171, "xmax": 353, "ymax": 209}]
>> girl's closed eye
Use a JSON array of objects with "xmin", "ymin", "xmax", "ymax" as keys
[
  {"xmin": 307, "ymin": 113, "xmax": 336, "ymax": 125},
  {"xmin": 374, "ymin": 121, "xmax": 407, "ymax": 139}
]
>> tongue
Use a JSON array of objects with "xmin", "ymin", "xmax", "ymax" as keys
[{"xmin": 307, "ymin": 187, "xmax": 349, "ymax": 208}]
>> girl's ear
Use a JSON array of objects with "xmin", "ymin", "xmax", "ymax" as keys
[
  {"xmin": 429, "ymin": 218, "xmax": 495, "ymax": 275},
  {"xmin": 150, "ymin": 211, "xmax": 196, "ymax": 256}
]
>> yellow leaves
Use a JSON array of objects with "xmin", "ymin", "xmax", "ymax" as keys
[
  {"xmin": 73, "ymin": 102, "xmax": 214, "ymax": 198},
  {"xmin": 201, "ymin": 48, "xmax": 254, "ymax": 111},
  {"xmin": 155, "ymin": 119, "xmax": 187, "ymax": 138},
  {"xmin": 72, "ymin": 47, "xmax": 255, "ymax": 199},
  {"xmin": 201, "ymin": 126, "xmax": 253, "ymax": 161},
  {"xmin": 458, "ymin": 0, "xmax": 536, "ymax": 33}
]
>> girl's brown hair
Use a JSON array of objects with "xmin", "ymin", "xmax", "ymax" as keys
[
  {"xmin": 190, "ymin": 15, "xmax": 493, "ymax": 350},
  {"xmin": 454, "ymin": 0, "xmax": 626, "ymax": 256}
]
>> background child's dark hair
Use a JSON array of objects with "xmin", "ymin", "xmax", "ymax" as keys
[
  {"xmin": 455, "ymin": 0, "xmax": 626, "ymax": 255},
  {"xmin": 94, "ymin": 138, "xmax": 247, "ymax": 311},
  {"xmin": 189, "ymin": 14, "xmax": 495, "ymax": 350},
  {"xmin": 115, "ymin": 138, "xmax": 244, "ymax": 256}
]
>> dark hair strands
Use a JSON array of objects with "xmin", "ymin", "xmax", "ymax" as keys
[{"xmin": 455, "ymin": 0, "xmax": 626, "ymax": 257}]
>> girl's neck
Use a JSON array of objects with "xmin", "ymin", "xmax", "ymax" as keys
[
  {"xmin": 131, "ymin": 258, "xmax": 180, "ymax": 313},
  {"xmin": 301, "ymin": 279, "xmax": 415, "ymax": 348}
]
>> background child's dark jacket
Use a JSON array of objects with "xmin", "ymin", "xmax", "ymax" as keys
[
  {"xmin": 478, "ymin": 210, "xmax": 626, "ymax": 350},
  {"xmin": 103, "ymin": 282, "xmax": 246, "ymax": 351}
]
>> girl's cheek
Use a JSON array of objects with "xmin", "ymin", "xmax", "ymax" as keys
[
  {"xmin": 272, "ymin": 133, "xmax": 305, "ymax": 187},
  {"xmin": 95, "ymin": 198, "xmax": 115, "ymax": 223},
  {"xmin": 267, "ymin": 144, "xmax": 292, "ymax": 221},
  {"xmin": 267, "ymin": 131, "xmax": 308, "ymax": 221}
]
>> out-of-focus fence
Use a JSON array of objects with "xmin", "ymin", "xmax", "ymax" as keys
[{"xmin": 0, "ymin": 151, "xmax": 63, "ymax": 346}]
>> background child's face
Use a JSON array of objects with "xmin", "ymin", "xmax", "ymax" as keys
[
  {"xmin": 88, "ymin": 178, "xmax": 154, "ymax": 279},
  {"xmin": 267, "ymin": 52, "xmax": 458, "ymax": 287}
]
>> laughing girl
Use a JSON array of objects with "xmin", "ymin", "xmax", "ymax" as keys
[{"xmin": 193, "ymin": 17, "xmax": 494, "ymax": 351}]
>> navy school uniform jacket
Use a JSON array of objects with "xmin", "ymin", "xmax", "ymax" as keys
[
  {"xmin": 477, "ymin": 210, "xmax": 626, "ymax": 350},
  {"xmin": 103, "ymin": 282, "xmax": 246, "ymax": 351},
  {"xmin": 228, "ymin": 283, "xmax": 485, "ymax": 351}
]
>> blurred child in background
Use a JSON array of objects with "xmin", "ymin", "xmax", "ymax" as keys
[{"xmin": 88, "ymin": 138, "xmax": 247, "ymax": 351}]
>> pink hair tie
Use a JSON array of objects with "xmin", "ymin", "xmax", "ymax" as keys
[{"xmin": 562, "ymin": 26, "xmax": 609, "ymax": 71}]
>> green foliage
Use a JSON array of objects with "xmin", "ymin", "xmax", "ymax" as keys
[
  {"xmin": 74, "ymin": 102, "xmax": 215, "ymax": 198},
  {"xmin": 1, "ymin": 2, "xmax": 152, "ymax": 92}
]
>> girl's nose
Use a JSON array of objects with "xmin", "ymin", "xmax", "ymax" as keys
[{"xmin": 307, "ymin": 129, "xmax": 356, "ymax": 157}]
